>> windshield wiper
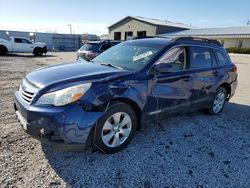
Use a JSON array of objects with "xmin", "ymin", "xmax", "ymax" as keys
[
  {"xmin": 86, "ymin": 59, "xmax": 95, "ymax": 63},
  {"xmin": 100, "ymin": 63, "xmax": 123, "ymax": 70}
]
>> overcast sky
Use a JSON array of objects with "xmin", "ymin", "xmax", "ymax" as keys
[{"xmin": 0, "ymin": 0, "xmax": 249, "ymax": 35}]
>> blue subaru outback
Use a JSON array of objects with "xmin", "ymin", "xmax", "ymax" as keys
[{"xmin": 14, "ymin": 37, "xmax": 237, "ymax": 153}]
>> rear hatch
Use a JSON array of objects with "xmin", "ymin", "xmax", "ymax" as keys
[{"xmin": 77, "ymin": 42, "xmax": 99, "ymax": 60}]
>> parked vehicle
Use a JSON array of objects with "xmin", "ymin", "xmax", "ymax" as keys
[
  {"xmin": 77, "ymin": 40, "xmax": 120, "ymax": 61},
  {"xmin": 0, "ymin": 37, "xmax": 47, "ymax": 56},
  {"xmin": 14, "ymin": 37, "xmax": 237, "ymax": 153}
]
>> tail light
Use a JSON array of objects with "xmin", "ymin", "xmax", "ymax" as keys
[
  {"xmin": 232, "ymin": 63, "xmax": 237, "ymax": 73},
  {"xmin": 86, "ymin": 52, "xmax": 99, "ymax": 60}
]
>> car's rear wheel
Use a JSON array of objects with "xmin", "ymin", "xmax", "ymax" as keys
[
  {"xmin": 0, "ymin": 46, "xmax": 7, "ymax": 56},
  {"xmin": 208, "ymin": 87, "xmax": 227, "ymax": 115},
  {"xmin": 93, "ymin": 102, "xmax": 137, "ymax": 154}
]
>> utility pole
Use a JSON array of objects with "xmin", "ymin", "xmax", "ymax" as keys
[{"xmin": 68, "ymin": 24, "xmax": 72, "ymax": 34}]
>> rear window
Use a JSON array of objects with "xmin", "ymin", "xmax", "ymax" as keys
[
  {"xmin": 190, "ymin": 46, "xmax": 212, "ymax": 69},
  {"xmin": 79, "ymin": 43, "xmax": 96, "ymax": 51},
  {"xmin": 214, "ymin": 50, "xmax": 229, "ymax": 66},
  {"xmin": 14, "ymin": 38, "xmax": 22, "ymax": 43},
  {"xmin": 100, "ymin": 43, "xmax": 112, "ymax": 51}
]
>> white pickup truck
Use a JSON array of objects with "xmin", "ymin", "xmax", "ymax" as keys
[{"xmin": 0, "ymin": 37, "xmax": 47, "ymax": 56}]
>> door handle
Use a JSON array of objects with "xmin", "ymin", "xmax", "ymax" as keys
[
  {"xmin": 213, "ymin": 71, "xmax": 219, "ymax": 76},
  {"xmin": 181, "ymin": 76, "xmax": 192, "ymax": 82},
  {"xmin": 184, "ymin": 78, "xmax": 192, "ymax": 82}
]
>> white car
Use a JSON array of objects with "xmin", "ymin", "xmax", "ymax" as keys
[{"xmin": 0, "ymin": 37, "xmax": 47, "ymax": 56}]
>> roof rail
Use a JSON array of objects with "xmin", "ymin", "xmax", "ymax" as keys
[
  {"xmin": 173, "ymin": 37, "xmax": 221, "ymax": 46},
  {"xmin": 132, "ymin": 36, "xmax": 170, "ymax": 40},
  {"xmin": 101, "ymin": 39, "xmax": 111, "ymax": 42}
]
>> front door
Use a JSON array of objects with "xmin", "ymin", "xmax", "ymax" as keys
[
  {"xmin": 149, "ymin": 46, "xmax": 194, "ymax": 115},
  {"xmin": 12, "ymin": 38, "xmax": 33, "ymax": 53}
]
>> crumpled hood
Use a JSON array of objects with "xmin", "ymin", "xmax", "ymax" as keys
[{"xmin": 26, "ymin": 61, "xmax": 131, "ymax": 88}]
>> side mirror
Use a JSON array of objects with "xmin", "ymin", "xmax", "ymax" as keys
[{"xmin": 154, "ymin": 63, "xmax": 173, "ymax": 74}]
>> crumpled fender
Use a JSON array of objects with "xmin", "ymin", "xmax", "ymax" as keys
[
  {"xmin": 49, "ymin": 102, "xmax": 104, "ymax": 144},
  {"xmin": 59, "ymin": 78, "xmax": 148, "ymax": 144},
  {"xmin": 81, "ymin": 79, "xmax": 148, "ymax": 112}
]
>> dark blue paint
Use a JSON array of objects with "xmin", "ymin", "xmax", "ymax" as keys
[{"xmin": 14, "ymin": 38, "xmax": 238, "ymax": 146}]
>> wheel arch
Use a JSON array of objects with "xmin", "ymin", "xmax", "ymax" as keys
[
  {"xmin": 33, "ymin": 46, "xmax": 42, "ymax": 54},
  {"xmin": 219, "ymin": 82, "xmax": 231, "ymax": 101},
  {"xmin": 0, "ymin": 45, "xmax": 8, "ymax": 52},
  {"xmin": 111, "ymin": 97, "xmax": 142, "ymax": 130}
]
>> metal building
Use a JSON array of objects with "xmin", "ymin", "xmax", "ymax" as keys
[
  {"xmin": 108, "ymin": 16, "xmax": 191, "ymax": 40},
  {"xmin": 161, "ymin": 26, "xmax": 250, "ymax": 48},
  {"xmin": 0, "ymin": 30, "xmax": 98, "ymax": 51}
]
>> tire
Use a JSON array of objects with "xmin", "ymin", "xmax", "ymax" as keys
[
  {"xmin": 208, "ymin": 87, "xmax": 227, "ymax": 115},
  {"xmin": 0, "ymin": 46, "xmax": 7, "ymax": 56},
  {"xmin": 34, "ymin": 48, "xmax": 43, "ymax": 56},
  {"xmin": 93, "ymin": 102, "xmax": 137, "ymax": 154}
]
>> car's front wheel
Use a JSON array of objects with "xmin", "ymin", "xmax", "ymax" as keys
[
  {"xmin": 33, "ymin": 48, "xmax": 43, "ymax": 56},
  {"xmin": 93, "ymin": 102, "xmax": 137, "ymax": 154}
]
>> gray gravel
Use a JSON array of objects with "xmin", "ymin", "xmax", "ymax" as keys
[{"xmin": 0, "ymin": 53, "xmax": 250, "ymax": 188}]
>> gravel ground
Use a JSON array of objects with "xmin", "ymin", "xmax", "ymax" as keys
[{"xmin": 0, "ymin": 52, "xmax": 250, "ymax": 188}]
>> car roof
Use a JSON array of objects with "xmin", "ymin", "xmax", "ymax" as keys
[
  {"xmin": 130, "ymin": 37, "xmax": 224, "ymax": 50},
  {"xmin": 124, "ymin": 38, "xmax": 172, "ymax": 48},
  {"xmin": 87, "ymin": 40, "xmax": 121, "ymax": 44}
]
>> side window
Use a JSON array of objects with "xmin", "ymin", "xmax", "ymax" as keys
[
  {"xmin": 111, "ymin": 42, "xmax": 119, "ymax": 47},
  {"xmin": 190, "ymin": 47, "xmax": 212, "ymax": 69},
  {"xmin": 22, "ymin": 39, "xmax": 32, "ymax": 44},
  {"xmin": 214, "ymin": 50, "xmax": 229, "ymax": 66},
  {"xmin": 156, "ymin": 47, "xmax": 186, "ymax": 71},
  {"xmin": 14, "ymin": 38, "xmax": 22, "ymax": 43},
  {"xmin": 100, "ymin": 43, "xmax": 112, "ymax": 51}
]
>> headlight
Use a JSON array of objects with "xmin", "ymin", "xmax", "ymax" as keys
[{"xmin": 36, "ymin": 83, "xmax": 91, "ymax": 106}]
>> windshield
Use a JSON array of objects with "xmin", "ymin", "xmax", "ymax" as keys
[
  {"xmin": 79, "ymin": 43, "xmax": 96, "ymax": 51},
  {"xmin": 93, "ymin": 41, "xmax": 164, "ymax": 71}
]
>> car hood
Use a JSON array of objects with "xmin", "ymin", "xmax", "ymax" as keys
[
  {"xmin": 26, "ymin": 61, "xmax": 131, "ymax": 88},
  {"xmin": 34, "ymin": 42, "xmax": 46, "ymax": 46}
]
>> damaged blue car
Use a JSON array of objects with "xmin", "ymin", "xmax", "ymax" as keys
[{"xmin": 14, "ymin": 37, "xmax": 237, "ymax": 153}]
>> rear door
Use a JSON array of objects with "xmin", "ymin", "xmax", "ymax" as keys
[{"xmin": 188, "ymin": 46, "xmax": 218, "ymax": 108}]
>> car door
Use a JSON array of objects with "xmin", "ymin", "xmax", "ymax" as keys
[
  {"xmin": 148, "ymin": 46, "xmax": 194, "ymax": 115},
  {"xmin": 20, "ymin": 38, "xmax": 34, "ymax": 53},
  {"xmin": 12, "ymin": 38, "xmax": 33, "ymax": 53},
  {"xmin": 12, "ymin": 38, "xmax": 23, "ymax": 52},
  {"xmin": 188, "ymin": 46, "xmax": 218, "ymax": 108}
]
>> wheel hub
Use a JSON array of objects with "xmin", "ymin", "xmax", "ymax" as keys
[
  {"xmin": 101, "ymin": 112, "xmax": 132, "ymax": 148},
  {"xmin": 213, "ymin": 91, "xmax": 225, "ymax": 113}
]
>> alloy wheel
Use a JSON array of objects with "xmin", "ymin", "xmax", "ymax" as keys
[
  {"xmin": 101, "ymin": 112, "xmax": 132, "ymax": 148},
  {"xmin": 213, "ymin": 91, "xmax": 226, "ymax": 113}
]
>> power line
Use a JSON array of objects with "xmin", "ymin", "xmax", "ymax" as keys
[{"xmin": 71, "ymin": 24, "xmax": 106, "ymax": 33}]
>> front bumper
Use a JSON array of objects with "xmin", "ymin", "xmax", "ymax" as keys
[{"xmin": 14, "ymin": 91, "xmax": 103, "ymax": 147}]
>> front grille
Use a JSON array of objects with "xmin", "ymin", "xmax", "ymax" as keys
[
  {"xmin": 19, "ymin": 79, "xmax": 39, "ymax": 104},
  {"xmin": 19, "ymin": 86, "xmax": 35, "ymax": 104}
]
